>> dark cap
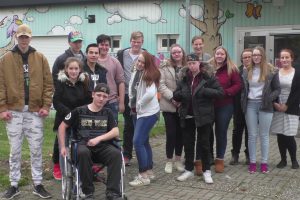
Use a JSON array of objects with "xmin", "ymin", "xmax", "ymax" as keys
[
  {"xmin": 94, "ymin": 83, "xmax": 110, "ymax": 94},
  {"xmin": 187, "ymin": 53, "xmax": 200, "ymax": 62}
]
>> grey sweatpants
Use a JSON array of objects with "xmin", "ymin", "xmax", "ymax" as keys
[{"xmin": 6, "ymin": 110, "xmax": 44, "ymax": 186}]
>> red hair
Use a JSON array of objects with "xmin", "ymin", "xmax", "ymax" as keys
[{"xmin": 141, "ymin": 51, "xmax": 161, "ymax": 87}]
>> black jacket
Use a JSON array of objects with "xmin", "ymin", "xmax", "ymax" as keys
[
  {"xmin": 52, "ymin": 48, "xmax": 85, "ymax": 83},
  {"xmin": 241, "ymin": 67, "xmax": 281, "ymax": 113},
  {"xmin": 173, "ymin": 69, "xmax": 224, "ymax": 128},
  {"xmin": 83, "ymin": 60, "xmax": 107, "ymax": 92},
  {"xmin": 233, "ymin": 65, "xmax": 245, "ymax": 112},
  {"xmin": 285, "ymin": 67, "xmax": 300, "ymax": 116},
  {"xmin": 53, "ymin": 72, "xmax": 92, "ymax": 131}
]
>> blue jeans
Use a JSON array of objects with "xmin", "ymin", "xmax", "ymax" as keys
[
  {"xmin": 245, "ymin": 100, "xmax": 273, "ymax": 163},
  {"xmin": 106, "ymin": 102, "xmax": 119, "ymax": 123},
  {"xmin": 133, "ymin": 114, "xmax": 158, "ymax": 173},
  {"xmin": 215, "ymin": 104, "xmax": 234, "ymax": 159},
  {"xmin": 132, "ymin": 113, "xmax": 137, "ymax": 128}
]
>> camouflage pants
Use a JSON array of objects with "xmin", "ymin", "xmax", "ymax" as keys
[{"xmin": 6, "ymin": 110, "xmax": 44, "ymax": 186}]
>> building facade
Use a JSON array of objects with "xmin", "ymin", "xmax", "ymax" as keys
[{"xmin": 0, "ymin": 0, "xmax": 299, "ymax": 68}]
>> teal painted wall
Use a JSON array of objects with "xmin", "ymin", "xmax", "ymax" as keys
[{"xmin": 1, "ymin": 0, "xmax": 300, "ymax": 61}]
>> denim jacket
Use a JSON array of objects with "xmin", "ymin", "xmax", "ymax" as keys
[{"xmin": 241, "ymin": 67, "xmax": 281, "ymax": 113}]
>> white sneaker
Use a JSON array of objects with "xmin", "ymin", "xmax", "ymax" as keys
[
  {"xmin": 203, "ymin": 170, "xmax": 213, "ymax": 184},
  {"xmin": 165, "ymin": 162, "xmax": 173, "ymax": 173},
  {"xmin": 129, "ymin": 174, "xmax": 150, "ymax": 187},
  {"xmin": 174, "ymin": 161, "xmax": 185, "ymax": 172},
  {"xmin": 177, "ymin": 170, "xmax": 194, "ymax": 181}
]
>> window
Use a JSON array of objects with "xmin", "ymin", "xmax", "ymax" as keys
[
  {"xmin": 110, "ymin": 35, "xmax": 121, "ymax": 54},
  {"xmin": 157, "ymin": 34, "xmax": 179, "ymax": 52}
]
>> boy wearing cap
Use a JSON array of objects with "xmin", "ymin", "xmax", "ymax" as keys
[
  {"xmin": 58, "ymin": 83, "xmax": 122, "ymax": 200},
  {"xmin": 0, "ymin": 24, "xmax": 53, "ymax": 199},
  {"xmin": 52, "ymin": 30, "xmax": 85, "ymax": 84},
  {"xmin": 173, "ymin": 53, "xmax": 223, "ymax": 184}
]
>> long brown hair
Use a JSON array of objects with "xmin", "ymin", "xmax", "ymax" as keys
[
  {"xmin": 248, "ymin": 46, "xmax": 274, "ymax": 82},
  {"xmin": 210, "ymin": 46, "xmax": 238, "ymax": 75},
  {"xmin": 169, "ymin": 44, "xmax": 187, "ymax": 67},
  {"xmin": 141, "ymin": 51, "xmax": 161, "ymax": 87}
]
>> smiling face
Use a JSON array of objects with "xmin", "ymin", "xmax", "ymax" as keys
[
  {"xmin": 242, "ymin": 51, "xmax": 252, "ymax": 67},
  {"xmin": 252, "ymin": 49, "xmax": 262, "ymax": 65},
  {"xmin": 136, "ymin": 54, "xmax": 145, "ymax": 70},
  {"xmin": 98, "ymin": 40, "xmax": 110, "ymax": 56},
  {"xmin": 280, "ymin": 51, "xmax": 293, "ymax": 68},
  {"xmin": 130, "ymin": 37, "xmax": 143, "ymax": 54},
  {"xmin": 66, "ymin": 61, "xmax": 81, "ymax": 82},
  {"xmin": 214, "ymin": 48, "xmax": 226, "ymax": 65},
  {"xmin": 192, "ymin": 38, "xmax": 204, "ymax": 56},
  {"xmin": 87, "ymin": 46, "xmax": 99, "ymax": 63}
]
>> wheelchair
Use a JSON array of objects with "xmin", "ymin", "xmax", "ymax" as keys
[{"xmin": 61, "ymin": 136, "xmax": 127, "ymax": 200}]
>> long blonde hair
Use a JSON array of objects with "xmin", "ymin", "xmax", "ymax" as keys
[
  {"xmin": 210, "ymin": 46, "xmax": 238, "ymax": 75},
  {"xmin": 248, "ymin": 46, "xmax": 274, "ymax": 82}
]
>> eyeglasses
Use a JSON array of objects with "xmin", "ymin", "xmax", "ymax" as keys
[
  {"xmin": 242, "ymin": 56, "xmax": 251, "ymax": 59},
  {"xmin": 252, "ymin": 54, "xmax": 262, "ymax": 57}
]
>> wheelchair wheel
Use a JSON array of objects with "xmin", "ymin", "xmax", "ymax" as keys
[{"xmin": 62, "ymin": 157, "xmax": 73, "ymax": 200}]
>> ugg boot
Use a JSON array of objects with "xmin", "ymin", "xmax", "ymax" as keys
[
  {"xmin": 215, "ymin": 159, "xmax": 224, "ymax": 173},
  {"xmin": 194, "ymin": 160, "xmax": 203, "ymax": 176}
]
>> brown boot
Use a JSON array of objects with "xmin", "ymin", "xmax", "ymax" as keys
[
  {"xmin": 215, "ymin": 159, "xmax": 224, "ymax": 173},
  {"xmin": 194, "ymin": 160, "xmax": 203, "ymax": 176}
]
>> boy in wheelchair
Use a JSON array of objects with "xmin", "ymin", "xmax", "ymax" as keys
[{"xmin": 58, "ymin": 83, "xmax": 123, "ymax": 200}]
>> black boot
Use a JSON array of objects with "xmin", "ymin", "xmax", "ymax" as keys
[
  {"xmin": 245, "ymin": 153, "xmax": 250, "ymax": 165},
  {"xmin": 229, "ymin": 152, "xmax": 239, "ymax": 165},
  {"xmin": 276, "ymin": 160, "xmax": 287, "ymax": 168},
  {"xmin": 291, "ymin": 160, "xmax": 299, "ymax": 169}
]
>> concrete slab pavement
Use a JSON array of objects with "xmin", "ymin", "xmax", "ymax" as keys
[{"xmin": 1, "ymin": 131, "xmax": 300, "ymax": 200}]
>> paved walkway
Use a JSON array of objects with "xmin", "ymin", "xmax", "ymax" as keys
[{"xmin": 2, "ymin": 131, "xmax": 300, "ymax": 200}]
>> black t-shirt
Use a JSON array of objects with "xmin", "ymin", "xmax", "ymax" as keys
[
  {"xmin": 15, "ymin": 46, "xmax": 31, "ymax": 105},
  {"xmin": 64, "ymin": 105, "xmax": 117, "ymax": 145}
]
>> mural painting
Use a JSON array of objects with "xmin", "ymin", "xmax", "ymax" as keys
[
  {"xmin": 0, "ymin": 8, "xmax": 28, "ymax": 57},
  {"xmin": 179, "ymin": 0, "xmax": 234, "ymax": 55},
  {"xmin": 103, "ymin": 1, "xmax": 167, "ymax": 25},
  {"xmin": 245, "ymin": 1, "xmax": 262, "ymax": 19}
]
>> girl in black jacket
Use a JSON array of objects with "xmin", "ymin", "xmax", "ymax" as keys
[
  {"xmin": 173, "ymin": 54, "xmax": 223, "ymax": 184},
  {"xmin": 52, "ymin": 57, "xmax": 92, "ymax": 180}
]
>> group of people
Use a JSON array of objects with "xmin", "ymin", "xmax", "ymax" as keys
[
  {"xmin": 0, "ymin": 24, "xmax": 127, "ymax": 200},
  {"xmin": 0, "ymin": 23, "xmax": 299, "ymax": 200},
  {"xmin": 158, "ymin": 38, "xmax": 300, "ymax": 186}
]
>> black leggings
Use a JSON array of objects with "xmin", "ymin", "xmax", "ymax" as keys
[
  {"xmin": 277, "ymin": 134, "xmax": 297, "ymax": 161},
  {"xmin": 162, "ymin": 112, "xmax": 183, "ymax": 159},
  {"xmin": 52, "ymin": 135, "xmax": 60, "ymax": 164}
]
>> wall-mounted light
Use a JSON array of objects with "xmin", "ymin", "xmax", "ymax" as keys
[{"xmin": 84, "ymin": 6, "xmax": 95, "ymax": 23}]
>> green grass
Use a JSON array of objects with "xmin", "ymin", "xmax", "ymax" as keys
[{"xmin": 0, "ymin": 111, "xmax": 165, "ymax": 189}]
